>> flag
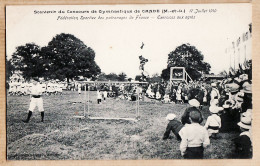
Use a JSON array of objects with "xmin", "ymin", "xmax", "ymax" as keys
[
  {"xmin": 249, "ymin": 23, "xmax": 252, "ymax": 33},
  {"xmin": 237, "ymin": 37, "xmax": 240, "ymax": 47},
  {"xmin": 245, "ymin": 32, "xmax": 248, "ymax": 41},
  {"xmin": 239, "ymin": 64, "xmax": 245, "ymax": 74},
  {"xmin": 140, "ymin": 42, "xmax": 144, "ymax": 49},
  {"xmin": 242, "ymin": 33, "xmax": 246, "ymax": 42}
]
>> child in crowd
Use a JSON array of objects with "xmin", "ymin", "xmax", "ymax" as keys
[
  {"xmin": 97, "ymin": 90, "xmax": 102, "ymax": 104},
  {"xmin": 103, "ymin": 90, "xmax": 108, "ymax": 102},
  {"xmin": 179, "ymin": 108, "xmax": 210, "ymax": 159},
  {"xmin": 232, "ymin": 116, "xmax": 252, "ymax": 158},
  {"xmin": 204, "ymin": 106, "xmax": 223, "ymax": 139},
  {"xmin": 181, "ymin": 99, "xmax": 203, "ymax": 125},
  {"xmin": 163, "ymin": 113, "xmax": 184, "ymax": 141}
]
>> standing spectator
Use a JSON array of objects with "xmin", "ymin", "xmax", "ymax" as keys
[
  {"xmin": 241, "ymin": 84, "xmax": 252, "ymax": 113},
  {"xmin": 210, "ymin": 83, "xmax": 220, "ymax": 103},
  {"xmin": 103, "ymin": 90, "xmax": 108, "ymax": 102},
  {"xmin": 179, "ymin": 109, "xmax": 210, "ymax": 159},
  {"xmin": 176, "ymin": 85, "xmax": 182, "ymax": 104},
  {"xmin": 97, "ymin": 90, "xmax": 102, "ymax": 104},
  {"xmin": 78, "ymin": 83, "xmax": 82, "ymax": 95}
]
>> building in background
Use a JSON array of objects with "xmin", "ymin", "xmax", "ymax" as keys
[{"xmin": 226, "ymin": 23, "xmax": 252, "ymax": 72}]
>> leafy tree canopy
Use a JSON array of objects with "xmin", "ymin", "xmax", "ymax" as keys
[
  {"xmin": 42, "ymin": 33, "xmax": 101, "ymax": 82},
  {"xmin": 161, "ymin": 43, "xmax": 211, "ymax": 81},
  {"xmin": 10, "ymin": 43, "xmax": 45, "ymax": 80}
]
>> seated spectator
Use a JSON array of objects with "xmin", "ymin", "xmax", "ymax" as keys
[
  {"xmin": 163, "ymin": 113, "xmax": 184, "ymax": 141},
  {"xmin": 232, "ymin": 116, "xmax": 252, "ymax": 159},
  {"xmin": 181, "ymin": 99, "xmax": 203, "ymax": 125},
  {"xmin": 205, "ymin": 106, "xmax": 223, "ymax": 139}
]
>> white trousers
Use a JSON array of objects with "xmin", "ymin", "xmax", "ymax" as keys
[{"xmin": 29, "ymin": 97, "xmax": 44, "ymax": 112}]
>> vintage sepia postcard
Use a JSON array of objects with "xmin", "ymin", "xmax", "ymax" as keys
[{"xmin": 3, "ymin": 2, "xmax": 259, "ymax": 165}]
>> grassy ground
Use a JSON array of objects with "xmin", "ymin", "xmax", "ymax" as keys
[{"xmin": 7, "ymin": 91, "xmax": 239, "ymax": 160}]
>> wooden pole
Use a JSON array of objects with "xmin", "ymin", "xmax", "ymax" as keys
[
  {"xmin": 84, "ymin": 84, "xmax": 86, "ymax": 117},
  {"xmin": 88, "ymin": 84, "xmax": 90, "ymax": 117}
]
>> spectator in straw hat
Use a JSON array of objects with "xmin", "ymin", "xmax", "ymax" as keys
[
  {"xmin": 163, "ymin": 113, "xmax": 184, "ymax": 140},
  {"xmin": 204, "ymin": 106, "xmax": 223, "ymax": 139},
  {"xmin": 241, "ymin": 109, "xmax": 252, "ymax": 119},
  {"xmin": 210, "ymin": 82, "xmax": 220, "ymax": 103},
  {"xmin": 232, "ymin": 116, "xmax": 252, "ymax": 158},
  {"xmin": 181, "ymin": 99, "xmax": 203, "ymax": 125},
  {"xmin": 241, "ymin": 84, "xmax": 252, "ymax": 113}
]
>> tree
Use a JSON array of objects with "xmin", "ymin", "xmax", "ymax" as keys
[
  {"xmin": 135, "ymin": 75, "xmax": 142, "ymax": 82},
  {"xmin": 161, "ymin": 43, "xmax": 211, "ymax": 81},
  {"xmin": 6, "ymin": 59, "xmax": 15, "ymax": 81},
  {"xmin": 118, "ymin": 72, "xmax": 127, "ymax": 81},
  {"xmin": 149, "ymin": 73, "xmax": 161, "ymax": 83},
  {"xmin": 96, "ymin": 72, "xmax": 108, "ymax": 81},
  {"xmin": 105, "ymin": 73, "xmax": 119, "ymax": 81},
  {"xmin": 42, "ymin": 33, "xmax": 101, "ymax": 83},
  {"xmin": 10, "ymin": 43, "xmax": 45, "ymax": 80}
]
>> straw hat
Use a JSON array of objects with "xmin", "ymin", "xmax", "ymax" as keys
[
  {"xmin": 242, "ymin": 84, "xmax": 252, "ymax": 94},
  {"xmin": 209, "ymin": 106, "xmax": 223, "ymax": 114},
  {"xmin": 166, "ymin": 113, "xmax": 176, "ymax": 121},
  {"xmin": 211, "ymin": 83, "xmax": 217, "ymax": 87},
  {"xmin": 210, "ymin": 99, "xmax": 219, "ymax": 106},
  {"xmin": 222, "ymin": 100, "xmax": 234, "ymax": 109},
  {"xmin": 239, "ymin": 74, "xmax": 248, "ymax": 81},
  {"xmin": 225, "ymin": 83, "xmax": 239, "ymax": 93},
  {"xmin": 188, "ymin": 99, "xmax": 200, "ymax": 107},
  {"xmin": 242, "ymin": 81, "xmax": 250, "ymax": 88},
  {"xmin": 242, "ymin": 109, "xmax": 252, "ymax": 119},
  {"xmin": 237, "ymin": 116, "xmax": 252, "ymax": 130}
]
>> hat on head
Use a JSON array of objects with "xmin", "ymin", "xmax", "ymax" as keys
[
  {"xmin": 210, "ymin": 99, "xmax": 219, "ymax": 106},
  {"xmin": 188, "ymin": 99, "xmax": 200, "ymax": 107},
  {"xmin": 239, "ymin": 74, "xmax": 248, "ymax": 81},
  {"xmin": 166, "ymin": 113, "xmax": 176, "ymax": 121},
  {"xmin": 234, "ymin": 77, "xmax": 241, "ymax": 83},
  {"xmin": 237, "ymin": 116, "xmax": 252, "ymax": 130},
  {"xmin": 209, "ymin": 106, "xmax": 223, "ymax": 114},
  {"xmin": 222, "ymin": 100, "xmax": 233, "ymax": 108},
  {"xmin": 242, "ymin": 84, "xmax": 252, "ymax": 94},
  {"xmin": 225, "ymin": 83, "xmax": 239, "ymax": 93},
  {"xmin": 242, "ymin": 81, "xmax": 250, "ymax": 88},
  {"xmin": 242, "ymin": 109, "xmax": 252, "ymax": 118}
]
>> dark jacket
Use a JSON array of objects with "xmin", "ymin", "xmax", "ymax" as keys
[
  {"xmin": 233, "ymin": 135, "xmax": 252, "ymax": 158},
  {"xmin": 163, "ymin": 119, "xmax": 184, "ymax": 140}
]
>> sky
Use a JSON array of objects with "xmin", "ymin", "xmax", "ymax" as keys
[{"xmin": 6, "ymin": 4, "xmax": 252, "ymax": 79}]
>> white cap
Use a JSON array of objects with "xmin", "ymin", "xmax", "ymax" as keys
[
  {"xmin": 166, "ymin": 113, "xmax": 176, "ymax": 121},
  {"xmin": 211, "ymin": 83, "xmax": 217, "ymax": 87},
  {"xmin": 209, "ymin": 106, "xmax": 223, "ymax": 114},
  {"xmin": 210, "ymin": 99, "xmax": 219, "ymax": 106},
  {"xmin": 188, "ymin": 99, "xmax": 200, "ymax": 107}
]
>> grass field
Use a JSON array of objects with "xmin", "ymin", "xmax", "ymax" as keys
[{"xmin": 7, "ymin": 91, "xmax": 239, "ymax": 160}]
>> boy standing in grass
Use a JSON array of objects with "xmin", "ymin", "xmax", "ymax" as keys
[{"xmin": 179, "ymin": 108, "xmax": 210, "ymax": 159}]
